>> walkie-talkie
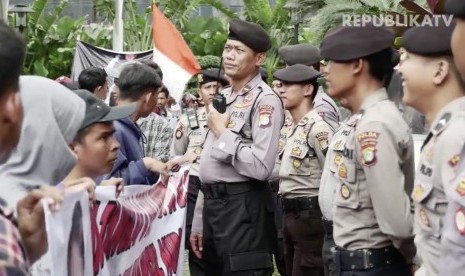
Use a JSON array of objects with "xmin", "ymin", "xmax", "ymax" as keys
[{"xmin": 212, "ymin": 58, "xmax": 227, "ymax": 113}]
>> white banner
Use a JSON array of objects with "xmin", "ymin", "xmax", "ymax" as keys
[{"xmin": 44, "ymin": 165, "xmax": 190, "ymax": 276}]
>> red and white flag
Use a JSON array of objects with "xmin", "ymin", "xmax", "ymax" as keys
[{"xmin": 152, "ymin": 5, "xmax": 201, "ymax": 101}]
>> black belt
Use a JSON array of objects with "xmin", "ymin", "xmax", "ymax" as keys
[
  {"xmin": 282, "ymin": 197, "xmax": 319, "ymax": 212},
  {"xmin": 268, "ymin": 179, "xmax": 280, "ymax": 193},
  {"xmin": 322, "ymin": 217, "xmax": 333, "ymax": 235},
  {"xmin": 201, "ymin": 181, "xmax": 266, "ymax": 199},
  {"xmin": 334, "ymin": 246, "xmax": 406, "ymax": 271}
]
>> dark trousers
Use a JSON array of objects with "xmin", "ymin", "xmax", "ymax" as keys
[
  {"xmin": 321, "ymin": 219, "xmax": 335, "ymax": 276},
  {"xmin": 202, "ymin": 181, "xmax": 275, "ymax": 276},
  {"xmin": 186, "ymin": 175, "xmax": 205, "ymax": 276},
  {"xmin": 283, "ymin": 205, "xmax": 325, "ymax": 276},
  {"xmin": 269, "ymin": 179, "xmax": 286, "ymax": 276},
  {"xmin": 336, "ymin": 265, "xmax": 410, "ymax": 276}
]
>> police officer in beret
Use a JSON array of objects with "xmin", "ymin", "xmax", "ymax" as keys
[
  {"xmin": 171, "ymin": 68, "xmax": 229, "ymax": 276},
  {"xmin": 398, "ymin": 23, "xmax": 465, "ymax": 276},
  {"xmin": 439, "ymin": 1, "xmax": 465, "ymax": 274},
  {"xmin": 273, "ymin": 64, "xmax": 333, "ymax": 276},
  {"xmin": 320, "ymin": 24, "xmax": 416, "ymax": 275},
  {"xmin": 447, "ymin": 0, "xmax": 465, "ymax": 79},
  {"xmin": 190, "ymin": 19, "xmax": 285, "ymax": 275},
  {"xmin": 278, "ymin": 44, "xmax": 343, "ymax": 130}
]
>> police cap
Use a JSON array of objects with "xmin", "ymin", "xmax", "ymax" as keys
[
  {"xmin": 278, "ymin": 44, "xmax": 321, "ymax": 66},
  {"xmin": 228, "ymin": 19, "xmax": 272, "ymax": 53},
  {"xmin": 198, "ymin": 69, "xmax": 229, "ymax": 87},
  {"xmin": 273, "ymin": 64, "xmax": 322, "ymax": 83},
  {"xmin": 446, "ymin": 0, "xmax": 465, "ymax": 19},
  {"xmin": 402, "ymin": 23, "xmax": 455, "ymax": 56},
  {"xmin": 320, "ymin": 24, "xmax": 394, "ymax": 61}
]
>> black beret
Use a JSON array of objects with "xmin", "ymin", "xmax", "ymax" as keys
[
  {"xmin": 320, "ymin": 24, "xmax": 394, "ymax": 61},
  {"xmin": 198, "ymin": 69, "xmax": 229, "ymax": 87},
  {"xmin": 228, "ymin": 19, "xmax": 272, "ymax": 52},
  {"xmin": 446, "ymin": 0, "xmax": 465, "ymax": 19},
  {"xmin": 273, "ymin": 64, "xmax": 322, "ymax": 83},
  {"xmin": 402, "ymin": 23, "xmax": 455, "ymax": 56},
  {"xmin": 278, "ymin": 44, "xmax": 321, "ymax": 66}
]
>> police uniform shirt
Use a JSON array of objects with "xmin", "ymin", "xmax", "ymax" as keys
[
  {"xmin": 332, "ymin": 88, "xmax": 416, "ymax": 263},
  {"xmin": 279, "ymin": 109, "xmax": 333, "ymax": 198},
  {"xmin": 170, "ymin": 106, "xmax": 207, "ymax": 176},
  {"xmin": 270, "ymin": 112, "xmax": 293, "ymax": 181},
  {"xmin": 318, "ymin": 118, "xmax": 353, "ymax": 220},
  {"xmin": 314, "ymin": 88, "xmax": 341, "ymax": 131},
  {"xmin": 412, "ymin": 96, "xmax": 465, "ymax": 275},
  {"xmin": 198, "ymin": 72, "xmax": 284, "ymax": 183}
]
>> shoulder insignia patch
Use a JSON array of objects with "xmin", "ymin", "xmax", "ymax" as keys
[
  {"xmin": 357, "ymin": 131, "xmax": 380, "ymax": 167},
  {"xmin": 258, "ymin": 105, "xmax": 274, "ymax": 128},
  {"xmin": 316, "ymin": 132, "xmax": 329, "ymax": 150},
  {"xmin": 175, "ymin": 123, "xmax": 185, "ymax": 139}
]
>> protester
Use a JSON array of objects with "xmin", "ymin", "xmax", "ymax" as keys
[{"xmin": 78, "ymin": 67, "xmax": 108, "ymax": 100}]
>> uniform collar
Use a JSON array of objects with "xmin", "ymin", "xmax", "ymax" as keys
[
  {"xmin": 225, "ymin": 72, "xmax": 263, "ymax": 97},
  {"xmin": 430, "ymin": 96, "xmax": 465, "ymax": 136},
  {"xmin": 359, "ymin": 88, "xmax": 388, "ymax": 112}
]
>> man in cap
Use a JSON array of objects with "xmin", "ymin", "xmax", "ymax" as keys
[
  {"xmin": 190, "ymin": 19, "xmax": 284, "ymax": 275},
  {"xmin": 103, "ymin": 63, "xmax": 168, "ymax": 185},
  {"xmin": 320, "ymin": 24, "xmax": 416, "ymax": 275},
  {"xmin": 273, "ymin": 64, "xmax": 333, "ymax": 276},
  {"xmin": 279, "ymin": 44, "xmax": 342, "ymax": 130},
  {"xmin": 171, "ymin": 68, "xmax": 229, "ymax": 276},
  {"xmin": 439, "ymin": 1, "xmax": 465, "ymax": 274},
  {"xmin": 398, "ymin": 23, "xmax": 465, "ymax": 276}
]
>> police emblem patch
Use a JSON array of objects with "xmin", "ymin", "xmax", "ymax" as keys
[
  {"xmin": 227, "ymin": 120, "xmax": 236, "ymax": 128},
  {"xmin": 338, "ymin": 163, "xmax": 347, "ymax": 179},
  {"xmin": 456, "ymin": 179, "xmax": 465, "ymax": 196},
  {"xmin": 449, "ymin": 155, "xmax": 461, "ymax": 168},
  {"xmin": 316, "ymin": 132, "xmax": 329, "ymax": 150},
  {"xmin": 341, "ymin": 184, "xmax": 350, "ymax": 199},
  {"xmin": 194, "ymin": 146, "xmax": 202, "ymax": 155},
  {"xmin": 258, "ymin": 105, "xmax": 274, "ymax": 128},
  {"xmin": 293, "ymin": 159, "xmax": 302, "ymax": 169},
  {"xmin": 175, "ymin": 123, "xmax": 185, "ymax": 139},
  {"xmin": 419, "ymin": 208, "xmax": 430, "ymax": 227},
  {"xmin": 334, "ymin": 155, "xmax": 343, "ymax": 166},
  {"xmin": 412, "ymin": 184, "xmax": 424, "ymax": 201},
  {"xmin": 291, "ymin": 147, "xmax": 302, "ymax": 156},
  {"xmin": 456, "ymin": 209, "xmax": 465, "ymax": 235}
]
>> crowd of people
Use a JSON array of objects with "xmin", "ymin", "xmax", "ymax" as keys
[{"xmin": 1, "ymin": 0, "xmax": 465, "ymax": 275}]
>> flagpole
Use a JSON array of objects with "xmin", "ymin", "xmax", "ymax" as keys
[
  {"xmin": 112, "ymin": 0, "xmax": 124, "ymax": 51},
  {"xmin": 0, "ymin": 0, "xmax": 9, "ymax": 22}
]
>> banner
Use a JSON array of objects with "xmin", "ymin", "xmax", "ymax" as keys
[
  {"xmin": 44, "ymin": 165, "xmax": 190, "ymax": 276},
  {"xmin": 71, "ymin": 41, "xmax": 154, "ymax": 81}
]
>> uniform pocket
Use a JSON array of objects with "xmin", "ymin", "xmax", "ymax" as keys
[
  {"xmin": 288, "ymin": 147, "xmax": 314, "ymax": 176},
  {"xmin": 334, "ymin": 161, "xmax": 360, "ymax": 209}
]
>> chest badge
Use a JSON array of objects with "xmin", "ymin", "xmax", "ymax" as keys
[
  {"xmin": 456, "ymin": 179, "xmax": 465, "ymax": 196},
  {"xmin": 341, "ymin": 184, "xmax": 350, "ymax": 199},
  {"xmin": 291, "ymin": 147, "xmax": 302, "ymax": 156},
  {"xmin": 412, "ymin": 184, "xmax": 424, "ymax": 201},
  {"xmin": 293, "ymin": 159, "xmax": 302, "ymax": 169},
  {"xmin": 338, "ymin": 163, "xmax": 347, "ymax": 179}
]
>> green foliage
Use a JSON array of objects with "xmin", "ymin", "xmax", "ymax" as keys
[
  {"xmin": 183, "ymin": 17, "xmax": 228, "ymax": 56},
  {"xmin": 196, "ymin": 55, "xmax": 221, "ymax": 69},
  {"xmin": 124, "ymin": 1, "xmax": 153, "ymax": 51}
]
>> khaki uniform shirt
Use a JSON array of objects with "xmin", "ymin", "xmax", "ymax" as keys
[
  {"xmin": 279, "ymin": 109, "xmax": 333, "ymax": 198},
  {"xmin": 412, "ymin": 97, "xmax": 465, "ymax": 276},
  {"xmin": 318, "ymin": 118, "xmax": 353, "ymax": 220},
  {"xmin": 192, "ymin": 73, "xmax": 285, "ymax": 234},
  {"xmin": 170, "ymin": 107, "xmax": 207, "ymax": 177},
  {"xmin": 332, "ymin": 89, "xmax": 416, "ymax": 263},
  {"xmin": 270, "ymin": 112, "xmax": 293, "ymax": 181},
  {"xmin": 314, "ymin": 89, "xmax": 341, "ymax": 131}
]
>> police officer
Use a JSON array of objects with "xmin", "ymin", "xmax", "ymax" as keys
[
  {"xmin": 273, "ymin": 64, "xmax": 333, "ymax": 276},
  {"xmin": 171, "ymin": 68, "xmax": 229, "ymax": 276},
  {"xmin": 397, "ymin": 23, "xmax": 463, "ymax": 276},
  {"xmin": 279, "ymin": 44, "xmax": 343, "ymax": 129},
  {"xmin": 320, "ymin": 24, "xmax": 416, "ymax": 275},
  {"xmin": 439, "ymin": 1, "xmax": 465, "ymax": 274},
  {"xmin": 190, "ymin": 19, "xmax": 285, "ymax": 275}
]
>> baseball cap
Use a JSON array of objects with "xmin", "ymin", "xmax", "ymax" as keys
[{"xmin": 74, "ymin": 89, "xmax": 137, "ymax": 130}]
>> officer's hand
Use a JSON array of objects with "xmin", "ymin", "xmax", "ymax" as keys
[
  {"xmin": 206, "ymin": 103, "xmax": 230, "ymax": 137},
  {"xmin": 101, "ymin": 177, "xmax": 124, "ymax": 198},
  {"xmin": 190, "ymin": 232, "xmax": 203, "ymax": 259}
]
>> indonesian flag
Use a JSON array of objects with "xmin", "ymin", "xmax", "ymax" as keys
[{"xmin": 152, "ymin": 5, "xmax": 201, "ymax": 101}]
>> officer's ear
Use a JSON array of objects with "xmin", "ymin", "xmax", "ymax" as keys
[
  {"xmin": 432, "ymin": 59, "xmax": 450, "ymax": 86},
  {"xmin": 303, "ymin": 83, "xmax": 313, "ymax": 97},
  {"xmin": 351, "ymin": 58, "xmax": 364, "ymax": 76},
  {"xmin": 255, "ymin": 52, "xmax": 266, "ymax": 66}
]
